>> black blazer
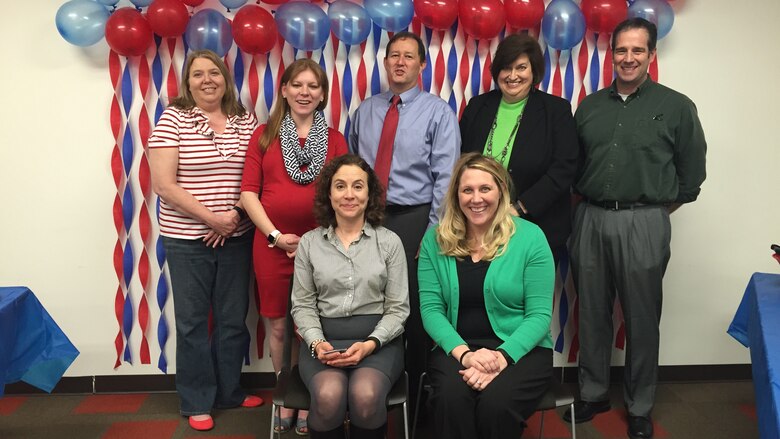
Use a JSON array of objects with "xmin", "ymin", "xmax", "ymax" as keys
[{"xmin": 460, "ymin": 89, "xmax": 579, "ymax": 248}]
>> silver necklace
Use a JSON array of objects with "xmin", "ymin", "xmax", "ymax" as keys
[{"xmin": 486, "ymin": 111, "xmax": 522, "ymax": 165}]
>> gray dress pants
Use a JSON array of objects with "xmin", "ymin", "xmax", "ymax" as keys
[{"xmin": 570, "ymin": 202, "xmax": 671, "ymax": 417}]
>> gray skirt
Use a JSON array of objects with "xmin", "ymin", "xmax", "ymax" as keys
[{"xmin": 298, "ymin": 315, "xmax": 404, "ymax": 385}]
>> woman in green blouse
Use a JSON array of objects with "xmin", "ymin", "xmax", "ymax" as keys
[{"xmin": 418, "ymin": 153, "xmax": 554, "ymax": 438}]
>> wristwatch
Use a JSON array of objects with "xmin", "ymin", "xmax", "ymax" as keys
[{"xmin": 267, "ymin": 229, "xmax": 281, "ymax": 248}]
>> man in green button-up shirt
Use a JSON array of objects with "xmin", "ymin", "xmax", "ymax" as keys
[{"xmin": 564, "ymin": 18, "xmax": 707, "ymax": 439}]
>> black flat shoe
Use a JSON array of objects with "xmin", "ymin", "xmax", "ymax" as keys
[
  {"xmin": 562, "ymin": 400, "xmax": 611, "ymax": 423},
  {"xmin": 628, "ymin": 415, "xmax": 653, "ymax": 438}
]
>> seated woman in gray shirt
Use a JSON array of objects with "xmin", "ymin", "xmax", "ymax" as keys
[{"xmin": 292, "ymin": 154, "xmax": 410, "ymax": 439}]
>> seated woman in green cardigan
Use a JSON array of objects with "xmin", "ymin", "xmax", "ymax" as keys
[{"xmin": 418, "ymin": 152, "xmax": 555, "ymax": 439}]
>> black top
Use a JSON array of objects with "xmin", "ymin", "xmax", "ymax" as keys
[
  {"xmin": 455, "ymin": 257, "xmax": 500, "ymax": 347},
  {"xmin": 460, "ymin": 89, "xmax": 580, "ymax": 248}
]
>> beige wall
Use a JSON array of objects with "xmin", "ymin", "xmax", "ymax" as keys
[{"xmin": 1, "ymin": 0, "xmax": 776, "ymax": 377}]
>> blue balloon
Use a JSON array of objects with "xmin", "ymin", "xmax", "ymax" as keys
[
  {"xmin": 219, "ymin": 0, "xmax": 248, "ymax": 11},
  {"xmin": 275, "ymin": 2, "xmax": 330, "ymax": 51},
  {"xmin": 328, "ymin": 1, "xmax": 371, "ymax": 45},
  {"xmin": 185, "ymin": 9, "xmax": 234, "ymax": 57},
  {"xmin": 94, "ymin": 0, "xmax": 119, "ymax": 6},
  {"xmin": 542, "ymin": 0, "xmax": 586, "ymax": 50},
  {"xmin": 364, "ymin": 0, "xmax": 414, "ymax": 33},
  {"xmin": 628, "ymin": 0, "xmax": 675, "ymax": 39},
  {"xmin": 56, "ymin": 0, "xmax": 110, "ymax": 47},
  {"xmin": 129, "ymin": 0, "xmax": 154, "ymax": 7}
]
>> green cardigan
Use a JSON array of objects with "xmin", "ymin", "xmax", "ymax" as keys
[{"xmin": 418, "ymin": 216, "xmax": 554, "ymax": 362}]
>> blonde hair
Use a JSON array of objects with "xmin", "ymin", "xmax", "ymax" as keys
[
  {"xmin": 170, "ymin": 50, "xmax": 246, "ymax": 117},
  {"xmin": 259, "ymin": 58, "xmax": 329, "ymax": 151},
  {"xmin": 437, "ymin": 153, "xmax": 516, "ymax": 260}
]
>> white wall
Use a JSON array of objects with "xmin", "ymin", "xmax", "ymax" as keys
[{"xmin": 1, "ymin": 0, "xmax": 775, "ymax": 377}]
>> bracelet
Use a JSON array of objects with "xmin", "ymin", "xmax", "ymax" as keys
[
  {"xmin": 310, "ymin": 339, "xmax": 326, "ymax": 358},
  {"xmin": 458, "ymin": 348, "xmax": 473, "ymax": 367},
  {"xmin": 232, "ymin": 205, "xmax": 247, "ymax": 220}
]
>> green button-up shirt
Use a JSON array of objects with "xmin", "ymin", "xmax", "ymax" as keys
[{"xmin": 574, "ymin": 78, "xmax": 706, "ymax": 204}]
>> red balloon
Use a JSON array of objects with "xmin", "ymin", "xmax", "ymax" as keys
[
  {"xmin": 233, "ymin": 5, "xmax": 277, "ymax": 55},
  {"xmin": 414, "ymin": 0, "xmax": 458, "ymax": 31},
  {"xmin": 147, "ymin": 0, "xmax": 189, "ymax": 38},
  {"xmin": 580, "ymin": 0, "xmax": 628, "ymax": 34},
  {"xmin": 261, "ymin": 0, "xmax": 288, "ymax": 4},
  {"xmin": 106, "ymin": 8, "xmax": 154, "ymax": 57},
  {"xmin": 504, "ymin": 0, "xmax": 544, "ymax": 30},
  {"xmin": 181, "ymin": 0, "xmax": 204, "ymax": 6},
  {"xmin": 459, "ymin": 0, "xmax": 505, "ymax": 40}
]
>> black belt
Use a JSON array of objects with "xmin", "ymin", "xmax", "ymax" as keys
[
  {"xmin": 385, "ymin": 203, "xmax": 430, "ymax": 214},
  {"xmin": 585, "ymin": 199, "xmax": 662, "ymax": 211}
]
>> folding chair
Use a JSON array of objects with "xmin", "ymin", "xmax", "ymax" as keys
[{"xmin": 269, "ymin": 279, "xmax": 410, "ymax": 439}]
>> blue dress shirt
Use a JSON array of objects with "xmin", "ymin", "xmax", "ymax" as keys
[{"xmin": 349, "ymin": 87, "xmax": 460, "ymax": 227}]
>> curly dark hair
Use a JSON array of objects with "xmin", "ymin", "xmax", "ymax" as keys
[{"xmin": 313, "ymin": 154, "xmax": 385, "ymax": 229}]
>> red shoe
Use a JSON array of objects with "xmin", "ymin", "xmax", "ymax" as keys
[
  {"xmin": 240, "ymin": 395, "xmax": 264, "ymax": 408},
  {"xmin": 188, "ymin": 414, "xmax": 214, "ymax": 431}
]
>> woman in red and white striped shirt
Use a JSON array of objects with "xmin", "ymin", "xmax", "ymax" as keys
[{"xmin": 149, "ymin": 49, "xmax": 262, "ymax": 432}]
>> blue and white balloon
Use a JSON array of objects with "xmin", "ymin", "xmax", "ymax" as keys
[
  {"xmin": 328, "ymin": 1, "xmax": 371, "ymax": 45},
  {"xmin": 628, "ymin": 0, "xmax": 675, "ymax": 39},
  {"xmin": 542, "ymin": 0, "xmax": 586, "ymax": 50},
  {"xmin": 56, "ymin": 0, "xmax": 110, "ymax": 47},
  {"xmin": 219, "ymin": 0, "xmax": 249, "ymax": 11},
  {"xmin": 364, "ymin": 0, "xmax": 414, "ymax": 33},
  {"xmin": 275, "ymin": 2, "xmax": 330, "ymax": 51},
  {"xmin": 185, "ymin": 9, "xmax": 234, "ymax": 57}
]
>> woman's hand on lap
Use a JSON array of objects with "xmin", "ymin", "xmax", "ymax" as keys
[
  {"xmin": 325, "ymin": 341, "xmax": 375, "ymax": 368},
  {"xmin": 459, "ymin": 366, "xmax": 499, "ymax": 391},
  {"xmin": 463, "ymin": 348, "xmax": 501, "ymax": 373}
]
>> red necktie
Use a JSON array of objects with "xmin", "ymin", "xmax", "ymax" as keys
[{"xmin": 374, "ymin": 95, "xmax": 401, "ymax": 195}]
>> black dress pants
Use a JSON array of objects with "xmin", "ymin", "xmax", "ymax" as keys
[{"xmin": 427, "ymin": 346, "xmax": 552, "ymax": 439}]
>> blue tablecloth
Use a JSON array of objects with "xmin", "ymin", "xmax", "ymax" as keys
[
  {"xmin": 728, "ymin": 272, "xmax": 780, "ymax": 439},
  {"xmin": 0, "ymin": 286, "xmax": 79, "ymax": 396}
]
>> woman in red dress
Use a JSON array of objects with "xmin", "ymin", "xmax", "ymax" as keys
[{"xmin": 241, "ymin": 58, "xmax": 347, "ymax": 434}]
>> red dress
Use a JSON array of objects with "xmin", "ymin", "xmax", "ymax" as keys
[{"xmin": 241, "ymin": 125, "xmax": 348, "ymax": 318}]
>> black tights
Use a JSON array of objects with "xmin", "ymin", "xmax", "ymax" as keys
[{"xmin": 307, "ymin": 367, "xmax": 392, "ymax": 431}]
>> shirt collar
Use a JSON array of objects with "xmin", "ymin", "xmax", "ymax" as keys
[
  {"xmin": 609, "ymin": 75, "xmax": 655, "ymax": 100},
  {"xmin": 322, "ymin": 221, "xmax": 375, "ymax": 240},
  {"xmin": 388, "ymin": 86, "xmax": 422, "ymax": 107}
]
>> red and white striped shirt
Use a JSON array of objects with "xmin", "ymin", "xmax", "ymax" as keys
[{"xmin": 149, "ymin": 106, "xmax": 258, "ymax": 239}]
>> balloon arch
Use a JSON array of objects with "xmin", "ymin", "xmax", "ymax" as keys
[{"xmin": 56, "ymin": 0, "xmax": 682, "ymax": 371}]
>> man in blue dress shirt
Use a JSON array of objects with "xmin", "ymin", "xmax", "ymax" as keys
[{"xmin": 349, "ymin": 31, "xmax": 460, "ymax": 413}]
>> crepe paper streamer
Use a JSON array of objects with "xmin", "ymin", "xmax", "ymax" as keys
[
  {"xmin": 166, "ymin": 39, "xmax": 179, "ymax": 105},
  {"xmin": 234, "ymin": 48, "xmax": 245, "ymax": 101},
  {"xmin": 551, "ymin": 50, "xmax": 562, "ymax": 98},
  {"xmin": 248, "ymin": 56, "xmax": 259, "ymax": 110},
  {"xmin": 370, "ymin": 23, "xmax": 381, "ymax": 97},
  {"xmin": 554, "ymin": 253, "xmax": 571, "ymax": 353},
  {"xmin": 156, "ymin": 234, "xmax": 169, "ymax": 372},
  {"xmin": 541, "ymin": 45, "xmax": 551, "ymax": 94},
  {"xmin": 422, "ymin": 27, "xmax": 432, "ymax": 93},
  {"xmin": 356, "ymin": 41, "xmax": 367, "ymax": 102},
  {"xmin": 563, "ymin": 50, "xmax": 575, "ymax": 102},
  {"xmin": 649, "ymin": 56, "xmax": 658, "ymax": 82},
  {"xmin": 590, "ymin": 33, "xmax": 601, "ymax": 94},
  {"xmin": 470, "ymin": 40, "xmax": 480, "ymax": 102},
  {"xmin": 602, "ymin": 37, "xmax": 613, "ymax": 89},
  {"xmin": 481, "ymin": 46, "xmax": 492, "ymax": 94},
  {"xmin": 577, "ymin": 34, "xmax": 590, "ymax": 105}
]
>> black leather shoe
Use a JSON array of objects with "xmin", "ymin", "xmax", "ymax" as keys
[
  {"xmin": 562, "ymin": 400, "xmax": 611, "ymax": 423},
  {"xmin": 628, "ymin": 415, "xmax": 653, "ymax": 438}
]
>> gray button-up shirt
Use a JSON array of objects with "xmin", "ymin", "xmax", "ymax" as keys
[{"xmin": 291, "ymin": 223, "xmax": 410, "ymax": 348}]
